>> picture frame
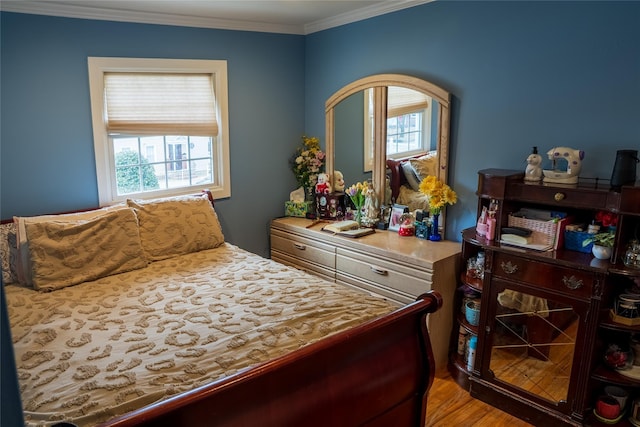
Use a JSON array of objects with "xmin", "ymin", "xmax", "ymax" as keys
[{"xmin": 388, "ymin": 204, "xmax": 408, "ymax": 232}]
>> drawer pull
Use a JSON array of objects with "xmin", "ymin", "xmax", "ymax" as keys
[
  {"xmin": 500, "ymin": 261, "xmax": 518, "ymax": 274},
  {"xmin": 370, "ymin": 266, "xmax": 389, "ymax": 276},
  {"xmin": 293, "ymin": 243, "xmax": 306, "ymax": 251},
  {"xmin": 562, "ymin": 275, "xmax": 584, "ymax": 290},
  {"xmin": 554, "ymin": 192, "xmax": 565, "ymax": 202}
]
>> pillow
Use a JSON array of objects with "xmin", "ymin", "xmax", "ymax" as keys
[
  {"xmin": 127, "ymin": 195, "xmax": 224, "ymax": 261},
  {"xmin": 396, "ymin": 185, "xmax": 430, "ymax": 212},
  {"xmin": 13, "ymin": 203, "xmax": 128, "ymax": 287},
  {"xmin": 0, "ymin": 223, "xmax": 17, "ymax": 284},
  {"xmin": 24, "ymin": 208, "xmax": 147, "ymax": 291},
  {"xmin": 408, "ymin": 152, "xmax": 438, "ymax": 185},
  {"xmin": 401, "ymin": 161, "xmax": 423, "ymax": 192}
]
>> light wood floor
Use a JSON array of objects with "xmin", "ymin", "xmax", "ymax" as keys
[{"xmin": 425, "ymin": 371, "xmax": 534, "ymax": 427}]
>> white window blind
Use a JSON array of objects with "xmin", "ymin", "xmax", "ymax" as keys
[
  {"xmin": 104, "ymin": 73, "xmax": 218, "ymax": 136},
  {"xmin": 387, "ymin": 86, "xmax": 430, "ymax": 118}
]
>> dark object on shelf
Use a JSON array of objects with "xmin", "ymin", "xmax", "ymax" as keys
[{"xmin": 610, "ymin": 149, "xmax": 638, "ymax": 191}]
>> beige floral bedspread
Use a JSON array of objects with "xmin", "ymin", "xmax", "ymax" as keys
[{"xmin": 5, "ymin": 243, "xmax": 399, "ymax": 426}]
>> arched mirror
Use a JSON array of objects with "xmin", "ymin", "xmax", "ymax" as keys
[{"xmin": 325, "ymin": 74, "xmax": 451, "ymax": 234}]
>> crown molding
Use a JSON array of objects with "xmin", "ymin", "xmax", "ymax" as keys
[
  {"xmin": 305, "ymin": 0, "xmax": 433, "ymax": 34},
  {"xmin": 0, "ymin": 0, "xmax": 433, "ymax": 35}
]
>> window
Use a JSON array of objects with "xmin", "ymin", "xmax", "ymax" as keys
[{"xmin": 88, "ymin": 57, "xmax": 230, "ymax": 205}]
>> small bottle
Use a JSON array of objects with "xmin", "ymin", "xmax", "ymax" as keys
[
  {"xmin": 486, "ymin": 212, "xmax": 496, "ymax": 241},
  {"xmin": 467, "ymin": 335, "xmax": 477, "ymax": 371},
  {"xmin": 457, "ymin": 325, "xmax": 468, "ymax": 355}
]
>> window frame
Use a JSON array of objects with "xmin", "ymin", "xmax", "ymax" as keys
[{"xmin": 88, "ymin": 57, "xmax": 230, "ymax": 205}]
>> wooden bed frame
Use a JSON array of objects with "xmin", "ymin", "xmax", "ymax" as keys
[
  {"xmin": 4, "ymin": 192, "xmax": 441, "ymax": 427},
  {"xmin": 99, "ymin": 291, "xmax": 442, "ymax": 427}
]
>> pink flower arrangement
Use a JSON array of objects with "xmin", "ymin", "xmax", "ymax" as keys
[{"xmin": 290, "ymin": 135, "xmax": 325, "ymax": 190}]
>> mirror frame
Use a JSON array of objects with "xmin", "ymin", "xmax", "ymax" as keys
[{"xmin": 325, "ymin": 74, "xmax": 451, "ymax": 231}]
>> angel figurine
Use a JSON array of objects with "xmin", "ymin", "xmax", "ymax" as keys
[{"xmin": 362, "ymin": 186, "xmax": 379, "ymax": 226}]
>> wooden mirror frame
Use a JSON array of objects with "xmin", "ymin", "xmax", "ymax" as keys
[{"xmin": 325, "ymin": 74, "xmax": 451, "ymax": 231}]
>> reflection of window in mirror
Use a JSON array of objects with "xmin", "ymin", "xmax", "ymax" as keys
[
  {"xmin": 386, "ymin": 86, "xmax": 432, "ymax": 160},
  {"xmin": 363, "ymin": 86, "xmax": 435, "ymax": 169}
]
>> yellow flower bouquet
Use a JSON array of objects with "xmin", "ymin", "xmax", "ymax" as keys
[{"xmin": 418, "ymin": 175, "xmax": 457, "ymax": 215}]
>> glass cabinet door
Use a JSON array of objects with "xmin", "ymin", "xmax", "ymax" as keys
[{"xmin": 482, "ymin": 278, "xmax": 587, "ymax": 412}]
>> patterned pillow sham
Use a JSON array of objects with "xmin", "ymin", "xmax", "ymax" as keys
[
  {"xmin": 24, "ymin": 208, "xmax": 147, "ymax": 291},
  {"xmin": 13, "ymin": 203, "xmax": 128, "ymax": 288},
  {"xmin": 0, "ymin": 223, "xmax": 17, "ymax": 284},
  {"xmin": 127, "ymin": 195, "xmax": 225, "ymax": 261},
  {"xmin": 407, "ymin": 151, "xmax": 438, "ymax": 184}
]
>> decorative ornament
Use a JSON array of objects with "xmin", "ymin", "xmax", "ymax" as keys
[{"xmin": 542, "ymin": 146, "xmax": 584, "ymax": 184}]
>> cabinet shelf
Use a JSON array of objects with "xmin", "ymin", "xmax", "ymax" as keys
[
  {"xmin": 600, "ymin": 318, "xmax": 640, "ymax": 334},
  {"xmin": 609, "ymin": 263, "xmax": 640, "ymax": 277},
  {"xmin": 592, "ymin": 365, "xmax": 640, "ymax": 387},
  {"xmin": 460, "ymin": 273, "xmax": 483, "ymax": 292},
  {"xmin": 457, "ymin": 312, "xmax": 479, "ymax": 335}
]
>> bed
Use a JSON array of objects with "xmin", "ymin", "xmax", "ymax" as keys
[
  {"xmin": 1, "ymin": 192, "xmax": 442, "ymax": 427},
  {"xmin": 386, "ymin": 152, "xmax": 437, "ymax": 212}
]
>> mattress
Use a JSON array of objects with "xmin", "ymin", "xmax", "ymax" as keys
[{"xmin": 5, "ymin": 243, "xmax": 399, "ymax": 426}]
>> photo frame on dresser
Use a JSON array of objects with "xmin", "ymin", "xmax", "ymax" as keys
[{"xmin": 388, "ymin": 204, "xmax": 408, "ymax": 232}]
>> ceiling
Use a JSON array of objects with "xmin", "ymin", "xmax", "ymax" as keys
[{"xmin": 0, "ymin": 0, "xmax": 432, "ymax": 34}]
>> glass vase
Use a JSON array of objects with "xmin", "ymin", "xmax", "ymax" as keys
[
  {"xmin": 354, "ymin": 206, "xmax": 362, "ymax": 226},
  {"xmin": 429, "ymin": 213, "xmax": 441, "ymax": 241}
]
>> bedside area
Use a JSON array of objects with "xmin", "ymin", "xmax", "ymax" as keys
[{"xmin": 270, "ymin": 216, "xmax": 461, "ymax": 372}]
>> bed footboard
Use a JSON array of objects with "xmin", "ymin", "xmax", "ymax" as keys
[{"xmin": 101, "ymin": 291, "xmax": 442, "ymax": 427}]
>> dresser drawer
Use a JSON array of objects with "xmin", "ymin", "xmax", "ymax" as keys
[
  {"xmin": 271, "ymin": 251, "xmax": 335, "ymax": 282},
  {"xmin": 271, "ymin": 233, "xmax": 336, "ymax": 269},
  {"xmin": 336, "ymin": 249, "xmax": 431, "ymax": 297},
  {"xmin": 509, "ymin": 183, "xmax": 609, "ymax": 210},
  {"xmin": 492, "ymin": 252, "xmax": 595, "ymax": 300}
]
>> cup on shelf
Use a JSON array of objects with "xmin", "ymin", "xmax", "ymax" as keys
[
  {"xmin": 465, "ymin": 300, "xmax": 481, "ymax": 326},
  {"xmin": 604, "ymin": 385, "xmax": 628, "ymax": 411},
  {"xmin": 631, "ymin": 397, "xmax": 640, "ymax": 423},
  {"xmin": 595, "ymin": 395, "xmax": 621, "ymax": 419}
]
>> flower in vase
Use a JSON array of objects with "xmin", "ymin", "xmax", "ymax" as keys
[
  {"xmin": 345, "ymin": 181, "xmax": 369, "ymax": 220},
  {"xmin": 289, "ymin": 135, "xmax": 325, "ymax": 191},
  {"xmin": 418, "ymin": 175, "xmax": 457, "ymax": 215}
]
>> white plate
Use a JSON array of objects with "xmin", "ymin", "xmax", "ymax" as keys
[{"xmin": 618, "ymin": 365, "xmax": 640, "ymax": 380}]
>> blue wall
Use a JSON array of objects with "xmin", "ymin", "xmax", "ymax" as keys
[
  {"xmin": 305, "ymin": 1, "xmax": 640, "ymax": 240},
  {"xmin": 1, "ymin": 12, "xmax": 305, "ymax": 257},
  {"xmin": 2, "ymin": 2, "xmax": 639, "ymax": 249}
]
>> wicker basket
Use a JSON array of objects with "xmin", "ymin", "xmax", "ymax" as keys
[{"xmin": 507, "ymin": 215, "xmax": 558, "ymax": 247}]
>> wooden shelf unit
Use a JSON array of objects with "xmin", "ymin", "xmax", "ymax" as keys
[{"xmin": 448, "ymin": 169, "xmax": 640, "ymax": 427}]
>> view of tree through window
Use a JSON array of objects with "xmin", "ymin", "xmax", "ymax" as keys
[{"xmin": 112, "ymin": 135, "xmax": 213, "ymax": 196}]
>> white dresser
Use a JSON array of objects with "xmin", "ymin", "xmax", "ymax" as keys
[{"xmin": 270, "ymin": 216, "xmax": 460, "ymax": 372}]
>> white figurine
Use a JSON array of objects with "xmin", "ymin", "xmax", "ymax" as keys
[
  {"xmin": 364, "ymin": 187, "xmax": 379, "ymax": 222},
  {"xmin": 524, "ymin": 147, "xmax": 542, "ymax": 182},
  {"xmin": 333, "ymin": 170, "xmax": 345, "ymax": 192}
]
